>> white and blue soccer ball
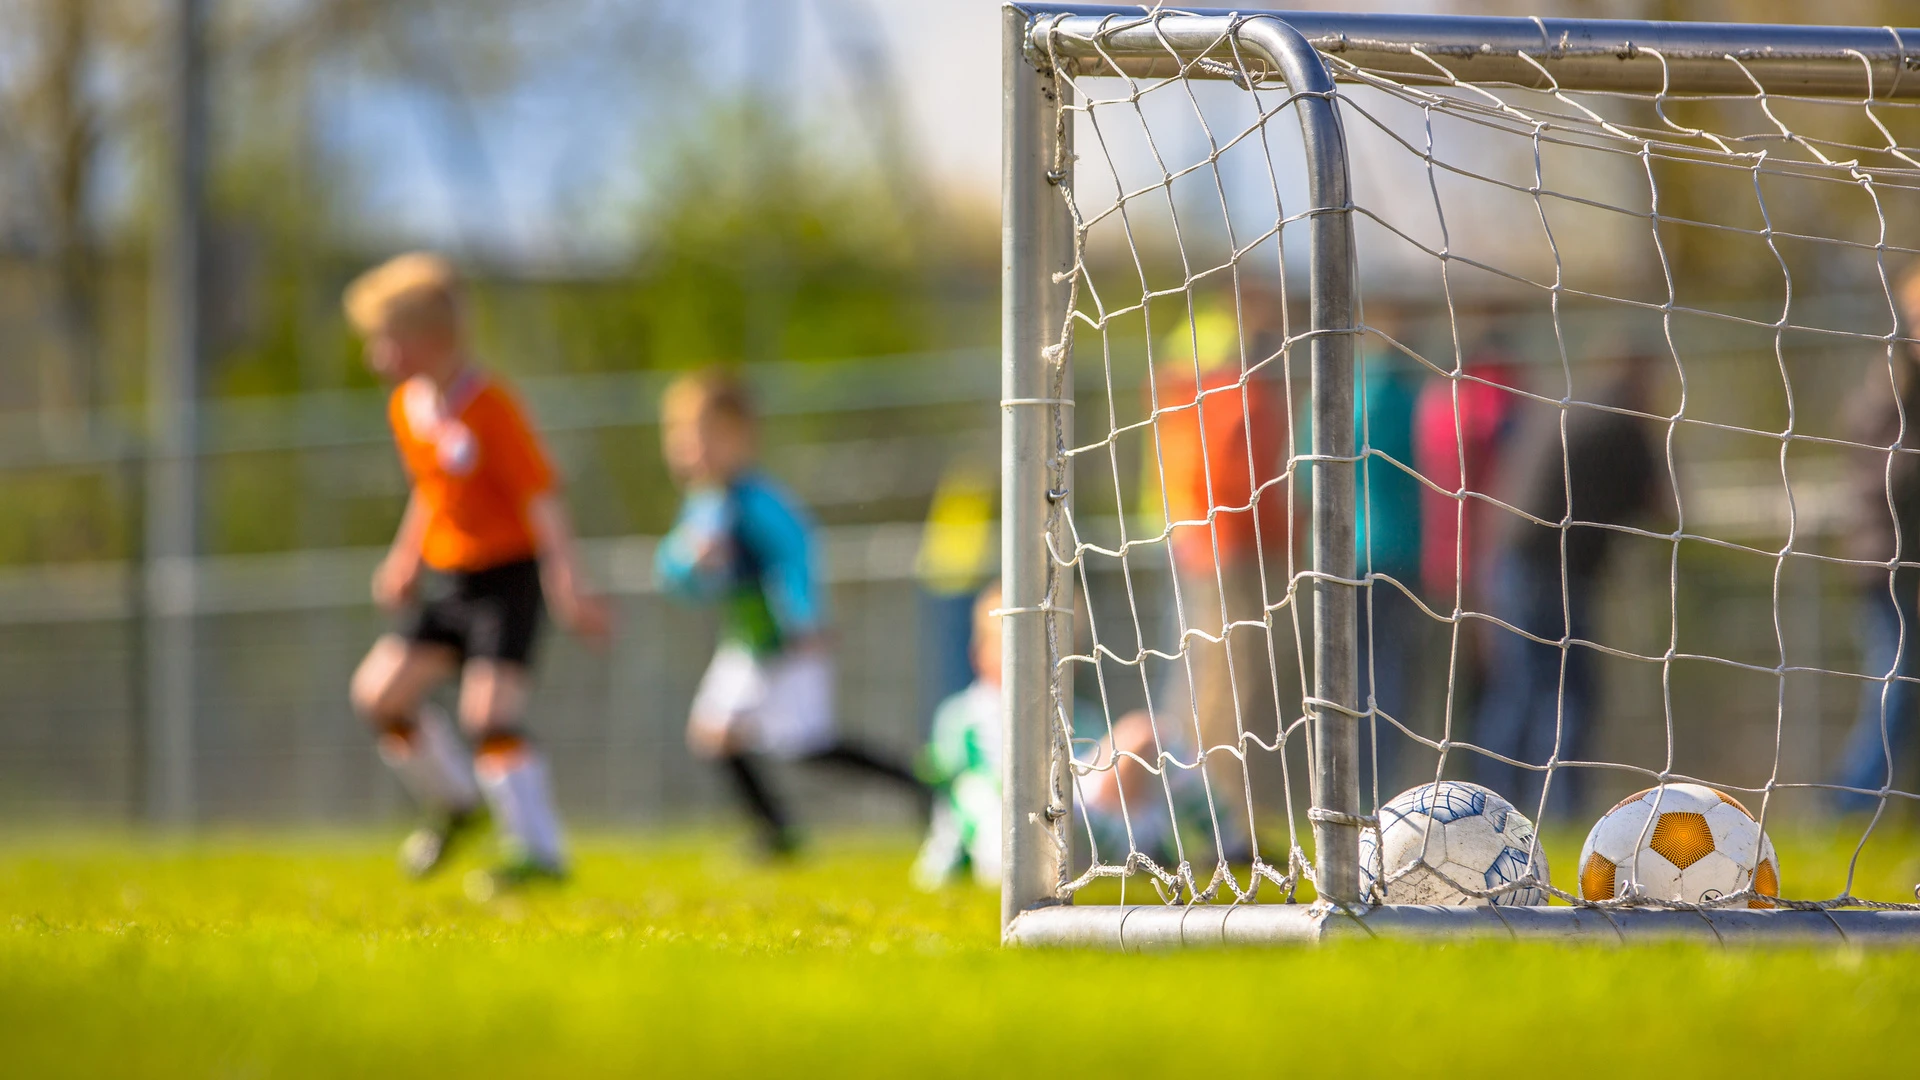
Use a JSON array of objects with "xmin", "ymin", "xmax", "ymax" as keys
[{"xmin": 1358, "ymin": 781, "xmax": 1551, "ymax": 906}]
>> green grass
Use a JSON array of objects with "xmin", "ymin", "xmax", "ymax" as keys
[{"xmin": 2, "ymin": 830, "xmax": 1919, "ymax": 1077}]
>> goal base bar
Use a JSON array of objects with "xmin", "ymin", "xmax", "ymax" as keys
[{"xmin": 1005, "ymin": 903, "xmax": 1920, "ymax": 948}]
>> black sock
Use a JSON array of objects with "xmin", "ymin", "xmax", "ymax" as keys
[
  {"xmin": 722, "ymin": 753, "xmax": 792, "ymax": 840},
  {"xmin": 806, "ymin": 740, "xmax": 928, "ymax": 795}
]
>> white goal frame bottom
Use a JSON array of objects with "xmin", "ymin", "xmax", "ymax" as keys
[{"xmin": 1006, "ymin": 905, "xmax": 1920, "ymax": 949}]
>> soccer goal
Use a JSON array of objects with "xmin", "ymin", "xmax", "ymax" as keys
[{"xmin": 1001, "ymin": 3, "xmax": 1920, "ymax": 946}]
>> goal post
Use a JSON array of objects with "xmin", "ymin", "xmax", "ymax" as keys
[
  {"xmin": 1001, "ymin": 3, "xmax": 1920, "ymax": 946},
  {"xmin": 1000, "ymin": 1, "xmax": 1077, "ymax": 928}
]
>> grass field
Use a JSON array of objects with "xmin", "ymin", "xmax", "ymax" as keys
[{"xmin": 3, "ymin": 829, "xmax": 1919, "ymax": 1077}]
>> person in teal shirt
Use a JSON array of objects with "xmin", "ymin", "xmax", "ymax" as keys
[
  {"xmin": 1300, "ymin": 337, "xmax": 1425, "ymax": 797},
  {"xmin": 1356, "ymin": 340, "xmax": 1425, "ymax": 797}
]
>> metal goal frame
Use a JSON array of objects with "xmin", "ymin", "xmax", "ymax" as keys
[{"xmin": 1000, "ymin": 2, "xmax": 1920, "ymax": 947}]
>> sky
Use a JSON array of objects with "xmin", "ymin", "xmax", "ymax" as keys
[
  {"xmin": 318, "ymin": 0, "xmax": 1008, "ymax": 263},
  {"xmin": 320, "ymin": 0, "xmax": 1534, "ymax": 266}
]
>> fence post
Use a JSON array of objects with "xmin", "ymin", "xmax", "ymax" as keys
[{"xmin": 144, "ymin": 0, "xmax": 209, "ymax": 826}]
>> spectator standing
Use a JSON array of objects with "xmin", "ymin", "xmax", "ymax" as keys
[
  {"xmin": 1354, "ymin": 334, "xmax": 1425, "ymax": 796},
  {"xmin": 1474, "ymin": 356, "xmax": 1665, "ymax": 819},
  {"xmin": 1414, "ymin": 337, "xmax": 1523, "ymax": 610},
  {"xmin": 1141, "ymin": 305, "xmax": 1288, "ymax": 855}
]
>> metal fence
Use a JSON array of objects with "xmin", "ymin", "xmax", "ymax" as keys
[
  {"xmin": 0, "ymin": 529, "xmax": 931, "ymax": 827},
  {"xmin": 0, "ymin": 304, "xmax": 1903, "ymax": 831},
  {"xmin": 0, "ymin": 344, "xmax": 1008, "ymax": 828}
]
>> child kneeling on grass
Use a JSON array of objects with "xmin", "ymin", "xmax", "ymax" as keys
[
  {"xmin": 656, "ymin": 369, "xmax": 926, "ymax": 857},
  {"xmin": 911, "ymin": 579, "xmax": 1218, "ymax": 888},
  {"xmin": 912, "ymin": 583, "xmax": 1005, "ymax": 888}
]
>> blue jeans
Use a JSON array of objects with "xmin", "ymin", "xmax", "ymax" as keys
[
  {"xmin": 1473, "ymin": 556, "xmax": 1594, "ymax": 822},
  {"xmin": 1833, "ymin": 569, "xmax": 1920, "ymax": 813}
]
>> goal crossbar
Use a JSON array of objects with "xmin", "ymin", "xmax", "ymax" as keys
[
  {"xmin": 1001, "ymin": 2, "xmax": 1920, "ymax": 947},
  {"xmin": 1023, "ymin": 5, "xmax": 1920, "ymax": 99}
]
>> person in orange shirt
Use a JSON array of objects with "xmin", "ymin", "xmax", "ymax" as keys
[
  {"xmin": 1139, "ymin": 306, "xmax": 1289, "ymax": 860},
  {"xmin": 343, "ymin": 253, "xmax": 609, "ymax": 897},
  {"xmin": 1152, "ymin": 310, "xmax": 1290, "ymax": 580}
]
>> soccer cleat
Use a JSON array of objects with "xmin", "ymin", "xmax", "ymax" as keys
[
  {"xmin": 398, "ymin": 808, "xmax": 481, "ymax": 880},
  {"xmin": 463, "ymin": 857, "xmax": 568, "ymax": 902},
  {"xmin": 748, "ymin": 824, "xmax": 807, "ymax": 863}
]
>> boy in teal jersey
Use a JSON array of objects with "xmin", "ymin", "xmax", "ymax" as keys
[
  {"xmin": 1354, "ymin": 337, "xmax": 1425, "ymax": 794},
  {"xmin": 1299, "ymin": 331, "xmax": 1426, "ymax": 796},
  {"xmin": 656, "ymin": 370, "xmax": 925, "ymax": 856}
]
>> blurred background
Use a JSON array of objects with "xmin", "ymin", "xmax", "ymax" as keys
[{"xmin": 3, "ymin": 0, "xmax": 1916, "ymax": 831}]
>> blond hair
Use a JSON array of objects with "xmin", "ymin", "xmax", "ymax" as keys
[
  {"xmin": 1159, "ymin": 305, "xmax": 1239, "ymax": 374},
  {"xmin": 661, "ymin": 367, "xmax": 755, "ymax": 427},
  {"xmin": 342, "ymin": 252, "xmax": 462, "ymax": 337}
]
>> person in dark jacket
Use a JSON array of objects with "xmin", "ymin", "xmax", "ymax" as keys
[{"xmin": 1474, "ymin": 355, "xmax": 1666, "ymax": 820}]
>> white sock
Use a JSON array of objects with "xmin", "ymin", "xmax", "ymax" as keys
[
  {"xmin": 955, "ymin": 774, "xmax": 1004, "ymax": 886},
  {"xmin": 378, "ymin": 703, "xmax": 480, "ymax": 815},
  {"xmin": 912, "ymin": 803, "xmax": 966, "ymax": 891},
  {"xmin": 476, "ymin": 743, "xmax": 567, "ymax": 870}
]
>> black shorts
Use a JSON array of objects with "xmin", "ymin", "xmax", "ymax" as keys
[{"xmin": 401, "ymin": 558, "xmax": 545, "ymax": 666}]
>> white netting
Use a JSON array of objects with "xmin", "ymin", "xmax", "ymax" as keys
[{"xmin": 1032, "ymin": 13, "xmax": 1920, "ymax": 912}]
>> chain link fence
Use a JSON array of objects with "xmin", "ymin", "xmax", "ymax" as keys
[{"xmin": 0, "ymin": 303, "xmax": 1895, "ymax": 826}]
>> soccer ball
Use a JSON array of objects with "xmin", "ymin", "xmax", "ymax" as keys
[
  {"xmin": 1359, "ymin": 781, "xmax": 1550, "ymax": 905},
  {"xmin": 1576, "ymin": 783, "xmax": 1779, "ymax": 907}
]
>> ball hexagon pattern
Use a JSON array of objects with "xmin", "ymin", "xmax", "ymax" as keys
[
  {"xmin": 1359, "ymin": 781, "xmax": 1550, "ymax": 905},
  {"xmin": 1576, "ymin": 783, "xmax": 1780, "ymax": 907}
]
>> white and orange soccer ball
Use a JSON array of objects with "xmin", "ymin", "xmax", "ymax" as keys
[
  {"xmin": 1577, "ymin": 783, "xmax": 1780, "ymax": 907},
  {"xmin": 1359, "ymin": 781, "xmax": 1550, "ymax": 906}
]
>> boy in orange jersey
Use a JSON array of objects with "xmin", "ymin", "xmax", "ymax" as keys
[{"xmin": 343, "ymin": 253, "xmax": 609, "ymax": 896}]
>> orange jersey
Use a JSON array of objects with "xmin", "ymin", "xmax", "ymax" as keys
[
  {"xmin": 389, "ymin": 372, "xmax": 556, "ymax": 572},
  {"xmin": 1149, "ymin": 363, "xmax": 1289, "ymax": 574}
]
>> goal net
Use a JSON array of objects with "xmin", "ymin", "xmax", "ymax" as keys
[{"xmin": 1001, "ymin": 5, "xmax": 1920, "ymax": 944}]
